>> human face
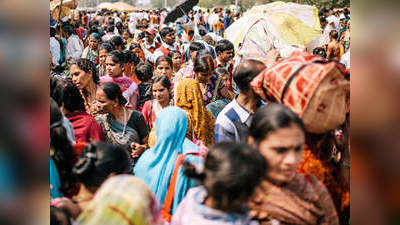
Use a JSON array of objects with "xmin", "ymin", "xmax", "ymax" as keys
[
  {"xmin": 95, "ymin": 88, "xmax": 117, "ymax": 114},
  {"xmin": 152, "ymin": 82, "xmax": 170, "ymax": 106},
  {"xmin": 99, "ymin": 49, "xmax": 109, "ymax": 66},
  {"xmin": 220, "ymin": 49, "xmax": 234, "ymax": 63},
  {"xmin": 172, "ymin": 52, "xmax": 182, "ymax": 68},
  {"xmin": 105, "ymin": 56, "xmax": 123, "ymax": 78},
  {"xmin": 88, "ymin": 37, "xmax": 99, "ymax": 51},
  {"xmin": 163, "ymin": 32, "xmax": 175, "ymax": 45},
  {"xmin": 70, "ymin": 64, "xmax": 92, "ymax": 90},
  {"xmin": 251, "ymin": 123, "xmax": 305, "ymax": 184},
  {"xmin": 154, "ymin": 61, "xmax": 173, "ymax": 77},
  {"xmin": 195, "ymin": 71, "xmax": 212, "ymax": 84}
]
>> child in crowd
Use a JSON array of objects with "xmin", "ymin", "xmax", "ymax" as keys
[
  {"xmin": 136, "ymin": 62, "xmax": 154, "ymax": 110},
  {"xmin": 171, "ymin": 142, "xmax": 267, "ymax": 225}
]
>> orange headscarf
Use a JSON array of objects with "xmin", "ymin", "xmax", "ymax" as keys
[{"xmin": 175, "ymin": 78, "xmax": 215, "ymax": 146}]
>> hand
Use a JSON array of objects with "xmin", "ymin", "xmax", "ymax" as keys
[
  {"xmin": 130, "ymin": 142, "xmax": 147, "ymax": 158},
  {"xmin": 51, "ymin": 197, "xmax": 81, "ymax": 219}
]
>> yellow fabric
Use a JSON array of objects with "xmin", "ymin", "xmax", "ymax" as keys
[
  {"xmin": 269, "ymin": 12, "xmax": 321, "ymax": 46},
  {"xmin": 174, "ymin": 78, "xmax": 215, "ymax": 146},
  {"xmin": 77, "ymin": 175, "xmax": 161, "ymax": 225}
]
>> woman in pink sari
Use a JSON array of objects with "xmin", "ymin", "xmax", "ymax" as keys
[{"xmin": 100, "ymin": 50, "xmax": 139, "ymax": 110}]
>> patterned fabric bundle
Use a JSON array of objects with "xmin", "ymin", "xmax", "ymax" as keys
[
  {"xmin": 250, "ymin": 51, "xmax": 349, "ymax": 133},
  {"xmin": 77, "ymin": 175, "xmax": 162, "ymax": 225}
]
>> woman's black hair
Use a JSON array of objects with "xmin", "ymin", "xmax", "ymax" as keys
[
  {"xmin": 249, "ymin": 103, "xmax": 306, "ymax": 143},
  {"xmin": 233, "ymin": 59, "xmax": 265, "ymax": 92},
  {"xmin": 167, "ymin": 50, "xmax": 182, "ymax": 59},
  {"xmin": 159, "ymin": 27, "xmax": 174, "ymax": 38},
  {"xmin": 194, "ymin": 52, "xmax": 214, "ymax": 73},
  {"xmin": 72, "ymin": 142, "xmax": 130, "ymax": 191},
  {"xmin": 50, "ymin": 27, "xmax": 57, "ymax": 37},
  {"xmin": 106, "ymin": 25, "xmax": 115, "ymax": 33},
  {"xmin": 111, "ymin": 35, "xmax": 124, "ymax": 49},
  {"xmin": 99, "ymin": 82, "xmax": 127, "ymax": 106},
  {"xmin": 215, "ymin": 39, "xmax": 234, "ymax": 55},
  {"xmin": 70, "ymin": 58, "xmax": 99, "ymax": 84},
  {"xmin": 62, "ymin": 81, "xmax": 85, "ymax": 112},
  {"xmin": 98, "ymin": 42, "xmax": 115, "ymax": 53},
  {"xmin": 313, "ymin": 47, "xmax": 327, "ymax": 58},
  {"xmin": 184, "ymin": 142, "xmax": 267, "ymax": 212},
  {"xmin": 135, "ymin": 62, "xmax": 153, "ymax": 82},
  {"xmin": 189, "ymin": 42, "xmax": 205, "ymax": 52},
  {"xmin": 124, "ymin": 51, "xmax": 140, "ymax": 66},
  {"xmin": 107, "ymin": 50, "xmax": 126, "ymax": 65},
  {"xmin": 50, "ymin": 98, "xmax": 76, "ymax": 195},
  {"xmin": 50, "ymin": 76, "xmax": 68, "ymax": 107},
  {"xmin": 61, "ymin": 23, "xmax": 74, "ymax": 36},
  {"xmin": 155, "ymin": 55, "xmax": 173, "ymax": 68},
  {"xmin": 152, "ymin": 75, "xmax": 172, "ymax": 90}
]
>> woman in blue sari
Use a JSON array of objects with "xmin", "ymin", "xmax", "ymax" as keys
[{"xmin": 134, "ymin": 106, "xmax": 202, "ymax": 222}]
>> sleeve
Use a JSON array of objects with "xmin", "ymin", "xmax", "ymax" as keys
[
  {"xmin": 214, "ymin": 117, "xmax": 236, "ymax": 143},
  {"xmin": 71, "ymin": 37, "xmax": 84, "ymax": 60},
  {"xmin": 50, "ymin": 39, "xmax": 60, "ymax": 65},
  {"xmin": 88, "ymin": 118, "xmax": 106, "ymax": 142}
]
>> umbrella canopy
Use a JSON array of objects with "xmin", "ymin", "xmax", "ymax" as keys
[
  {"xmin": 50, "ymin": 0, "xmax": 77, "ymax": 11},
  {"xmin": 97, "ymin": 2, "xmax": 117, "ymax": 10},
  {"xmin": 113, "ymin": 2, "xmax": 138, "ymax": 12},
  {"xmin": 225, "ymin": 1, "xmax": 321, "ymax": 61},
  {"xmin": 51, "ymin": 5, "xmax": 73, "ymax": 21},
  {"xmin": 164, "ymin": 0, "xmax": 199, "ymax": 24}
]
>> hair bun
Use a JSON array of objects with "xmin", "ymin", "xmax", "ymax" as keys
[{"xmin": 72, "ymin": 145, "xmax": 98, "ymax": 179}]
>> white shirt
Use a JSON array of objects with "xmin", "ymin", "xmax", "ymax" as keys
[
  {"xmin": 66, "ymin": 34, "xmax": 83, "ymax": 60},
  {"xmin": 50, "ymin": 37, "xmax": 60, "ymax": 66},
  {"xmin": 144, "ymin": 41, "xmax": 179, "ymax": 63},
  {"xmin": 340, "ymin": 50, "xmax": 350, "ymax": 69}
]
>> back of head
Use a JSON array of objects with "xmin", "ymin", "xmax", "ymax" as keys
[
  {"xmin": 215, "ymin": 39, "xmax": 234, "ymax": 55},
  {"xmin": 194, "ymin": 52, "xmax": 214, "ymax": 73},
  {"xmin": 154, "ymin": 106, "xmax": 188, "ymax": 143},
  {"xmin": 50, "ymin": 98, "xmax": 75, "ymax": 193},
  {"xmin": 187, "ymin": 142, "xmax": 267, "ymax": 212},
  {"xmin": 249, "ymin": 103, "xmax": 305, "ymax": 143},
  {"xmin": 189, "ymin": 42, "xmax": 205, "ymax": 52},
  {"xmin": 233, "ymin": 59, "xmax": 266, "ymax": 92},
  {"xmin": 135, "ymin": 62, "xmax": 153, "ymax": 82},
  {"xmin": 72, "ymin": 143, "xmax": 130, "ymax": 192},
  {"xmin": 160, "ymin": 27, "xmax": 173, "ymax": 38},
  {"xmin": 62, "ymin": 81, "xmax": 85, "ymax": 113},
  {"xmin": 111, "ymin": 35, "xmax": 124, "ymax": 48},
  {"xmin": 98, "ymin": 42, "xmax": 115, "ymax": 53},
  {"xmin": 100, "ymin": 82, "xmax": 127, "ymax": 106}
]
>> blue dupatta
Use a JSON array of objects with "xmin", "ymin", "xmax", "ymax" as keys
[{"xmin": 134, "ymin": 106, "xmax": 201, "ymax": 215}]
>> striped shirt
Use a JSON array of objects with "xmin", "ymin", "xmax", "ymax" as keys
[{"xmin": 214, "ymin": 99, "xmax": 253, "ymax": 143}]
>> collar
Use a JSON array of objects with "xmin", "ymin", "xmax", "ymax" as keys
[
  {"xmin": 216, "ymin": 57, "xmax": 231, "ymax": 69},
  {"xmin": 231, "ymin": 98, "xmax": 253, "ymax": 125}
]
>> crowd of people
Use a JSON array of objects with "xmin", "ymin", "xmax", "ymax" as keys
[{"xmin": 50, "ymin": 4, "xmax": 350, "ymax": 225}]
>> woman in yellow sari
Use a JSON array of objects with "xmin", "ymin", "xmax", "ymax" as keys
[{"xmin": 174, "ymin": 78, "xmax": 215, "ymax": 146}]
